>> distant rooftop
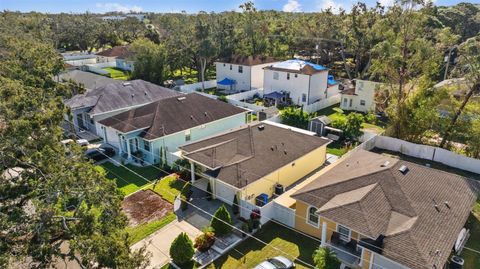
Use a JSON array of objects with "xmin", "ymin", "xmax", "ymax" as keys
[
  {"xmin": 264, "ymin": 59, "xmax": 328, "ymax": 75},
  {"xmin": 216, "ymin": 55, "xmax": 279, "ymax": 66},
  {"xmin": 96, "ymin": 45, "xmax": 132, "ymax": 59},
  {"xmin": 57, "ymin": 70, "xmax": 118, "ymax": 90}
]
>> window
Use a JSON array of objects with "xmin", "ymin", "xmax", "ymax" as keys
[
  {"xmin": 307, "ymin": 206, "xmax": 319, "ymax": 226},
  {"xmin": 230, "ymin": 65, "xmax": 232, "ymax": 70},
  {"xmin": 302, "ymin": 93, "xmax": 307, "ymax": 102},
  {"xmin": 360, "ymin": 100, "xmax": 366, "ymax": 106},
  {"xmin": 337, "ymin": 224, "xmax": 351, "ymax": 241},
  {"xmin": 343, "ymin": 98, "xmax": 348, "ymax": 105},
  {"xmin": 273, "ymin": 72, "xmax": 279, "ymax": 80},
  {"xmin": 287, "ymin": 73, "xmax": 290, "ymax": 80},
  {"xmin": 349, "ymin": 99, "xmax": 353, "ymax": 107},
  {"xmin": 238, "ymin": 66, "xmax": 243, "ymax": 73},
  {"xmin": 294, "ymin": 74, "xmax": 298, "ymax": 78},
  {"xmin": 223, "ymin": 63, "xmax": 226, "ymax": 67},
  {"xmin": 144, "ymin": 140, "xmax": 150, "ymax": 152},
  {"xmin": 185, "ymin": 129, "xmax": 191, "ymax": 141}
]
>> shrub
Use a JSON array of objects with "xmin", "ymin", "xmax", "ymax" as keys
[
  {"xmin": 280, "ymin": 107, "xmax": 312, "ymax": 129},
  {"xmin": 232, "ymin": 194, "xmax": 239, "ymax": 215},
  {"xmin": 210, "ymin": 205, "xmax": 233, "ymax": 236},
  {"xmin": 218, "ymin": 95, "xmax": 228, "ymax": 102},
  {"xmin": 194, "ymin": 228, "xmax": 216, "ymax": 252},
  {"xmin": 170, "ymin": 232, "xmax": 194, "ymax": 265},
  {"xmin": 313, "ymin": 246, "xmax": 341, "ymax": 269},
  {"xmin": 365, "ymin": 111, "xmax": 377, "ymax": 124}
]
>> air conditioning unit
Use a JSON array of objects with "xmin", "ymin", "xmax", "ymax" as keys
[{"xmin": 450, "ymin": 256, "xmax": 464, "ymax": 269}]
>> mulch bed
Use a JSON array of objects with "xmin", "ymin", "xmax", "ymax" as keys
[{"xmin": 122, "ymin": 189, "xmax": 173, "ymax": 227}]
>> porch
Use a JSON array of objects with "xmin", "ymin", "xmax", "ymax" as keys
[{"xmin": 326, "ymin": 232, "xmax": 362, "ymax": 268}]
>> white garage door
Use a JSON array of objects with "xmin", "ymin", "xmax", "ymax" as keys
[
  {"xmin": 215, "ymin": 180, "xmax": 236, "ymax": 205},
  {"xmin": 105, "ymin": 127, "xmax": 121, "ymax": 149}
]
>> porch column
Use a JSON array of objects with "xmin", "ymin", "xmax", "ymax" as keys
[
  {"xmin": 190, "ymin": 161, "xmax": 195, "ymax": 183},
  {"xmin": 321, "ymin": 221, "xmax": 328, "ymax": 247},
  {"xmin": 126, "ymin": 138, "xmax": 132, "ymax": 160}
]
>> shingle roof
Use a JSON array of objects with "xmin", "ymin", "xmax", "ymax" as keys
[
  {"xmin": 95, "ymin": 45, "xmax": 132, "ymax": 58},
  {"xmin": 216, "ymin": 55, "xmax": 278, "ymax": 66},
  {"xmin": 64, "ymin": 79, "xmax": 181, "ymax": 114},
  {"xmin": 180, "ymin": 123, "xmax": 330, "ymax": 189},
  {"xmin": 58, "ymin": 70, "xmax": 118, "ymax": 90},
  {"xmin": 99, "ymin": 93, "xmax": 247, "ymax": 140},
  {"xmin": 292, "ymin": 149, "xmax": 479, "ymax": 269},
  {"xmin": 264, "ymin": 59, "xmax": 328, "ymax": 75}
]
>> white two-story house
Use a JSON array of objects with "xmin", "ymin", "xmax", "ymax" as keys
[
  {"xmin": 215, "ymin": 55, "xmax": 279, "ymax": 93},
  {"xmin": 340, "ymin": 79, "xmax": 381, "ymax": 113},
  {"xmin": 263, "ymin": 59, "xmax": 339, "ymax": 106}
]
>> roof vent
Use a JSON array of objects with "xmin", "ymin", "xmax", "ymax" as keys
[
  {"xmin": 434, "ymin": 204, "xmax": 440, "ymax": 212},
  {"xmin": 123, "ymin": 82, "xmax": 131, "ymax": 86},
  {"xmin": 131, "ymin": 93, "xmax": 135, "ymax": 98},
  {"xmin": 257, "ymin": 125, "xmax": 265, "ymax": 131},
  {"xmin": 177, "ymin": 97, "xmax": 187, "ymax": 101},
  {"xmin": 144, "ymin": 91, "xmax": 148, "ymax": 96},
  {"xmin": 398, "ymin": 165, "xmax": 409, "ymax": 174},
  {"xmin": 204, "ymin": 112, "xmax": 208, "ymax": 117},
  {"xmin": 190, "ymin": 115, "xmax": 194, "ymax": 120},
  {"xmin": 445, "ymin": 201, "xmax": 451, "ymax": 209},
  {"xmin": 381, "ymin": 161, "xmax": 390, "ymax": 167}
]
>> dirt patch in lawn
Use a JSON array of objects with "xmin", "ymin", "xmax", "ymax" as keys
[{"xmin": 122, "ymin": 190, "xmax": 173, "ymax": 227}]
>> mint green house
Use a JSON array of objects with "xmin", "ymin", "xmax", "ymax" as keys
[{"xmin": 98, "ymin": 93, "xmax": 249, "ymax": 165}]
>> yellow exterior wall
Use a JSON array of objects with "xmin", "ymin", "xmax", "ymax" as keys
[
  {"xmin": 362, "ymin": 248, "xmax": 372, "ymax": 269},
  {"xmin": 241, "ymin": 145, "xmax": 326, "ymax": 203}
]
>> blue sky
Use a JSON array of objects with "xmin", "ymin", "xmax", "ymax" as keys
[{"xmin": 1, "ymin": 0, "xmax": 478, "ymax": 14}]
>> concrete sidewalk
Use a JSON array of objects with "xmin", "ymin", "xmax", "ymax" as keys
[{"xmin": 131, "ymin": 219, "xmax": 202, "ymax": 268}]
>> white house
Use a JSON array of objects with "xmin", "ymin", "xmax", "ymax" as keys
[
  {"xmin": 64, "ymin": 80, "xmax": 181, "ymax": 137},
  {"xmin": 215, "ymin": 55, "xmax": 279, "ymax": 93},
  {"xmin": 97, "ymin": 93, "xmax": 249, "ymax": 164},
  {"xmin": 263, "ymin": 59, "xmax": 339, "ymax": 106},
  {"xmin": 339, "ymin": 79, "xmax": 381, "ymax": 113}
]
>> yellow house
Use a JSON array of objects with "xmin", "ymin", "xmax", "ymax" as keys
[
  {"xmin": 179, "ymin": 122, "xmax": 329, "ymax": 207},
  {"xmin": 291, "ymin": 149, "xmax": 477, "ymax": 269}
]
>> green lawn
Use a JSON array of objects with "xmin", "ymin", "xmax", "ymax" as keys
[
  {"xmin": 103, "ymin": 67, "xmax": 131, "ymax": 80},
  {"xmin": 327, "ymin": 141, "xmax": 348, "ymax": 157},
  {"xmin": 161, "ymin": 260, "xmax": 199, "ymax": 269},
  {"xmin": 148, "ymin": 174, "xmax": 185, "ymax": 203},
  {"xmin": 208, "ymin": 222, "xmax": 318, "ymax": 269},
  {"xmin": 96, "ymin": 162, "xmax": 165, "ymax": 195},
  {"xmin": 171, "ymin": 67, "xmax": 215, "ymax": 84},
  {"xmin": 126, "ymin": 213, "xmax": 176, "ymax": 245},
  {"xmin": 463, "ymin": 200, "xmax": 480, "ymax": 269}
]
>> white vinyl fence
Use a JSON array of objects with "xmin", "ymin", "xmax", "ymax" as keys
[
  {"xmin": 83, "ymin": 62, "xmax": 117, "ymax": 76},
  {"xmin": 227, "ymin": 88, "xmax": 264, "ymax": 101},
  {"xmin": 303, "ymin": 94, "xmax": 341, "ymax": 114},
  {"xmin": 178, "ymin": 80, "xmax": 217, "ymax": 93},
  {"xmin": 240, "ymin": 199, "xmax": 295, "ymax": 227},
  {"xmin": 373, "ymin": 136, "xmax": 480, "ymax": 174}
]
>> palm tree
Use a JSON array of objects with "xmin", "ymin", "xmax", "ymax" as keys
[{"xmin": 313, "ymin": 246, "xmax": 341, "ymax": 269}]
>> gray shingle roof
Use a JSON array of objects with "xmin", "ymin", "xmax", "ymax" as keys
[
  {"xmin": 64, "ymin": 79, "xmax": 181, "ymax": 114},
  {"xmin": 180, "ymin": 123, "xmax": 330, "ymax": 188},
  {"xmin": 292, "ymin": 149, "xmax": 479, "ymax": 269},
  {"xmin": 99, "ymin": 93, "xmax": 247, "ymax": 140},
  {"xmin": 58, "ymin": 70, "xmax": 118, "ymax": 90}
]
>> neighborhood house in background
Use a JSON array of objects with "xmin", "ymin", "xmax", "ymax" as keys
[
  {"xmin": 56, "ymin": 70, "xmax": 118, "ymax": 90},
  {"xmin": 292, "ymin": 149, "xmax": 477, "ymax": 269},
  {"xmin": 180, "ymin": 122, "xmax": 330, "ymax": 213},
  {"xmin": 64, "ymin": 80, "xmax": 181, "ymax": 137},
  {"xmin": 263, "ymin": 59, "xmax": 340, "ymax": 106},
  {"xmin": 98, "ymin": 93, "xmax": 249, "ymax": 164},
  {"xmin": 215, "ymin": 55, "xmax": 279, "ymax": 93},
  {"xmin": 340, "ymin": 79, "xmax": 381, "ymax": 113}
]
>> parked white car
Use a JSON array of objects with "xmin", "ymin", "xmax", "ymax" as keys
[{"xmin": 254, "ymin": 256, "xmax": 295, "ymax": 269}]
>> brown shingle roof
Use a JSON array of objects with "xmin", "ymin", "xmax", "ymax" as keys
[
  {"xmin": 180, "ymin": 123, "xmax": 330, "ymax": 189},
  {"xmin": 292, "ymin": 149, "xmax": 479, "ymax": 269},
  {"xmin": 216, "ymin": 55, "xmax": 278, "ymax": 66},
  {"xmin": 96, "ymin": 45, "xmax": 133, "ymax": 59},
  {"xmin": 99, "ymin": 93, "xmax": 247, "ymax": 140}
]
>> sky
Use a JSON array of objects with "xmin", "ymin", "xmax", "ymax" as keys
[{"xmin": 1, "ymin": 0, "xmax": 478, "ymax": 14}]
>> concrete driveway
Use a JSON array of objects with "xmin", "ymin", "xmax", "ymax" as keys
[{"xmin": 131, "ymin": 219, "xmax": 202, "ymax": 268}]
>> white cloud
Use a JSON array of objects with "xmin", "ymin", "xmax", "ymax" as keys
[
  {"xmin": 378, "ymin": 0, "xmax": 394, "ymax": 7},
  {"xmin": 317, "ymin": 0, "xmax": 343, "ymax": 14},
  {"xmin": 95, "ymin": 2, "xmax": 143, "ymax": 13},
  {"xmin": 283, "ymin": 0, "xmax": 302, "ymax": 12}
]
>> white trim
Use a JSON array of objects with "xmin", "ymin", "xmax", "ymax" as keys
[
  {"xmin": 306, "ymin": 205, "xmax": 320, "ymax": 228},
  {"xmin": 369, "ymin": 251, "xmax": 374, "ymax": 269},
  {"xmin": 359, "ymin": 246, "xmax": 364, "ymax": 267},
  {"xmin": 336, "ymin": 223, "xmax": 352, "ymax": 242}
]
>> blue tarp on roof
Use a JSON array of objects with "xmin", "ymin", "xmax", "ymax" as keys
[
  {"xmin": 217, "ymin": 78, "xmax": 236, "ymax": 86},
  {"xmin": 297, "ymin": 59, "xmax": 328, "ymax": 71},
  {"xmin": 264, "ymin": 91, "xmax": 285, "ymax": 99},
  {"xmin": 327, "ymin": 75, "xmax": 338, "ymax": 85}
]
